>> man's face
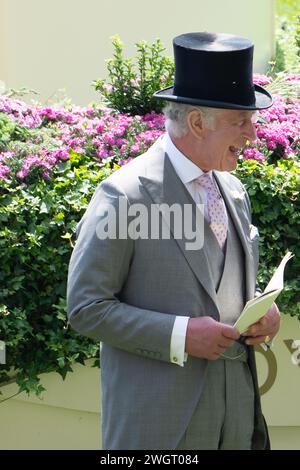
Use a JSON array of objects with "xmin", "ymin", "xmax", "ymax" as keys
[{"xmin": 197, "ymin": 109, "xmax": 257, "ymax": 172}]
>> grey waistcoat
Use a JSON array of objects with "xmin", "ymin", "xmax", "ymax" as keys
[{"xmin": 204, "ymin": 210, "xmax": 245, "ymax": 325}]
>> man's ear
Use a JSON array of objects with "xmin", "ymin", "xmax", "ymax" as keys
[{"xmin": 187, "ymin": 110, "xmax": 205, "ymax": 140}]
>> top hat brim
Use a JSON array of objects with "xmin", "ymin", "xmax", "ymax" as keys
[{"xmin": 153, "ymin": 84, "xmax": 273, "ymax": 110}]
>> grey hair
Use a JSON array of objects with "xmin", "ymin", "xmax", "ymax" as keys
[{"xmin": 163, "ymin": 102, "xmax": 222, "ymax": 138}]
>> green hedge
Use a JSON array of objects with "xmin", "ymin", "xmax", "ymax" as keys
[
  {"xmin": 0, "ymin": 152, "xmax": 113, "ymax": 395},
  {"xmin": 236, "ymin": 159, "xmax": 300, "ymax": 317}
]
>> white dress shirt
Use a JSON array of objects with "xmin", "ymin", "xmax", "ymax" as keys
[{"xmin": 163, "ymin": 133, "xmax": 226, "ymax": 366}]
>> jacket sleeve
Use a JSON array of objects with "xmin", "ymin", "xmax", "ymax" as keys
[{"xmin": 67, "ymin": 179, "xmax": 176, "ymax": 363}]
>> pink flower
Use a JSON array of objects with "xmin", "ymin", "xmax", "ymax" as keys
[
  {"xmin": 96, "ymin": 121, "xmax": 105, "ymax": 133},
  {"xmin": 130, "ymin": 143, "xmax": 141, "ymax": 154},
  {"xmin": 142, "ymin": 113, "xmax": 165, "ymax": 129},
  {"xmin": 1, "ymin": 78, "xmax": 299, "ymax": 184},
  {"xmin": 118, "ymin": 157, "xmax": 133, "ymax": 166},
  {"xmin": 120, "ymin": 144, "xmax": 128, "ymax": 155},
  {"xmin": 0, "ymin": 163, "xmax": 11, "ymax": 180},
  {"xmin": 267, "ymin": 141, "xmax": 276, "ymax": 150},
  {"xmin": 97, "ymin": 145, "xmax": 109, "ymax": 158},
  {"xmin": 243, "ymin": 148, "xmax": 265, "ymax": 162},
  {"xmin": 253, "ymin": 74, "xmax": 273, "ymax": 86},
  {"xmin": 51, "ymin": 148, "xmax": 70, "ymax": 161},
  {"xmin": 103, "ymin": 133, "xmax": 116, "ymax": 146},
  {"xmin": 103, "ymin": 84, "xmax": 113, "ymax": 93},
  {"xmin": 137, "ymin": 129, "xmax": 164, "ymax": 143},
  {"xmin": 116, "ymin": 138, "xmax": 126, "ymax": 147},
  {"xmin": 284, "ymin": 73, "xmax": 300, "ymax": 82},
  {"xmin": 16, "ymin": 168, "xmax": 29, "ymax": 179}
]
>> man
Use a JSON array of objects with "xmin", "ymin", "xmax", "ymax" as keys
[{"xmin": 67, "ymin": 32, "xmax": 280, "ymax": 450}]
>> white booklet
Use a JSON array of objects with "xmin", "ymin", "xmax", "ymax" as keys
[{"xmin": 234, "ymin": 251, "xmax": 294, "ymax": 334}]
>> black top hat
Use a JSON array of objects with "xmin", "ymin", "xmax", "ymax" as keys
[{"xmin": 154, "ymin": 32, "xmax": 273, "ymax": 110}]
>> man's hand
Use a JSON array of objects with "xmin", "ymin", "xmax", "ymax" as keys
[
  {"xmin": 243, "ymin": 302, "xmax": 280, "ymax": 346},
  {"xmin": 185, "ymin": 316, "xmax": 240, "ymax": 360}
]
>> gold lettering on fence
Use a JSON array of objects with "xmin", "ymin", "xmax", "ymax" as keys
[
  {"xmin": 255, "ymin": 339, "xmax": 300, "ymax": 395},
  {"xmin": 255, "ymin": 344, "xmax": 277, "ymax": 395}
]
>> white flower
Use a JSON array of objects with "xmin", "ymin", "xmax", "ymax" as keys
[{"xmin": 230, "ymin": 190, "xmax": 245, "ymax": 202}]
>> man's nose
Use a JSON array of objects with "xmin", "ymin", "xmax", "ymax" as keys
[{"xmin": 242, "ymin": 121, "xmax": 257, "ymax": 142}]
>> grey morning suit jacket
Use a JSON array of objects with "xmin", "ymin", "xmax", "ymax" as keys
[{"xmin": 67, "ymin": 138, "xmax": 270, "ymax": 450}]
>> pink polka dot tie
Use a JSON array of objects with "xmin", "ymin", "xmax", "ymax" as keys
[{"xmin": 196, "ymin": 174, "xmax": 228, "ymax": 249}]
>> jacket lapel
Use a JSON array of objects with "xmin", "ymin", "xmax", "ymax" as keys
[
  {"xmin": 213, "ymin": 171, "xmax": 256, "ymax": 301},
  {"xmin": 139, "ymin": 142, "xmax": 219, "ymax": 311}
]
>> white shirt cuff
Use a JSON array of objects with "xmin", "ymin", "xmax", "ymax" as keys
[
  {"xmin": 261, "ymin": 335, "xmax": 276, "ymax": 351},
  {"xmin": 170, "ymin": 316, "xmax": 190, "ymax": 366}
]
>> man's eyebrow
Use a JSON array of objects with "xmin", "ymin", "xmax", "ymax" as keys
[
  {"xmin": 231, "ymin": 111, "xmax": 256, "ymax": 119},
  {"xmin": 237, "ymin": 111, "xmax": 254, "ymax": 117}
]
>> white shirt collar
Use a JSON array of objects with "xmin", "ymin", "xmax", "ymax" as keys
[{"xmin": 162, "ymin": 133, "xmax": 212, "ymax": 184}]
